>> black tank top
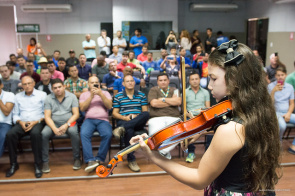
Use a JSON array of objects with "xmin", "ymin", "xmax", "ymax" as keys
[{"xmin": 214, "ymin": 118, "xmax": 249, "ymax": 192}]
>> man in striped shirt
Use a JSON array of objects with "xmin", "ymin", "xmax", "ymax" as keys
[{"xmin": 112, "ymin": 75, "xmax": 149, "ymax": 172}]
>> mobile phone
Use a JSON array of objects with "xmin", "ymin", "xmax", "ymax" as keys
[
  {"xmin": 275, "ymin": 52, "xmax": 278, "ymax": 56},
  {"xmin": 167, "ymin": 56, "xmax": 174, "ymax": 60},
  {"xmin": 94, "ymin": 84, "xmax": 99, "ymax": 88}
]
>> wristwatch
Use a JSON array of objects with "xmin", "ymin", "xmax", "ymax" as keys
[
  {"xmin": 67, "ymin": 122, "xmax": 71, "ymax": 127},
  {"xmin": 162, "ymin": 98, "xmax": 166, "ymax": 103}
]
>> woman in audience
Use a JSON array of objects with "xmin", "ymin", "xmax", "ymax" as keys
[
  {"xmin": 27, "ymin": 37, "xmax": 38, "ymax": 56},
  {"xmin": 160, "ymin": 55, "xmax": 180, "ymax": 78},
  {"xmin": 131, "ymin": 40, "xmax": 281, "ymax": 195},
  {"xmin": 179, "ymin": 29, "xmax": 192, "ymax": 59},
  {"xmin": 165, "ymin": 30, "xmax": 178, "ymax": 54}
]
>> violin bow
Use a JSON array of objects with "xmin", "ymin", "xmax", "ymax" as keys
[{"xmin": 181, "ymin": 57, "xmax": 188, "ymax": 149}]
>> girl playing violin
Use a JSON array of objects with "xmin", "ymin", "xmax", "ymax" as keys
[{"xmin": 130, "ymin": 40, "xmax": 281, "ymax": 195}]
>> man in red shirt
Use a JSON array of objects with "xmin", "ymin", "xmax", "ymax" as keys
[
  {"xmin": 117, "ymin": 51, "xmax": 145, "ymax": 75},
  {"xmin": 20, "ymin": 60, "xmax": 40, "ymax": 83},
  {"xmin": 136, "ymin": 46, "xmax": 152, "ymax": 62}
]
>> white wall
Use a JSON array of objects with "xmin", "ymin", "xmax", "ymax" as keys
[
  {"xmin": 112, "ymin": 0, "xmax": 178, "ymax": 33},
  {"xmin": 246, "ymin": 0, "xmax": 295, "ymax": 32},
  {"xmin": 0, "ymin": 5, "xmax": 18, "ymax": 65},
  {"xmin": 1, "ymin": 0, "xmax": 113, "ymax": 34}
]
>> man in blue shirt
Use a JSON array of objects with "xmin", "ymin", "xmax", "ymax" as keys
[
  {"xmin": 157, "ymin": 49, "xmax": 168, "ymax": 69},
  {"xmin": 216, "ymin": 31, "xmax": 229, "ymax": 46},
  {"xmin": 101, "ymin": 61, "xmax": 124, "ymax": 93},
  {"xmin": 112, "ymin": 75, "xmax": 149, "ymax": 172},
  {"xmin": 129, "ymin": 28, "xmax": 148, "ymax": 57},
  {"xmin": 113, "ymin": 67, "xmax": 140, "ymax": 96},
  {"xmin": 176, "ymin": 48, "xmax": 191, "ymax": 67},
  {"xmin": 268, "ymin": 67, "xmax": 295, "ymax": 155},
  {"xmin": 6, "ymin": 76, "xmax": 47, "ymax": 178},
  {"xmin": 76, "ymin": 54, "xmax": 92, "ymax": 81}
]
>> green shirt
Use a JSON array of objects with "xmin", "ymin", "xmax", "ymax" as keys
[
  {"xmin": 64, "ymin": 77, "xmax": 88, "ymax": 94},
  {"xmin": 128, "ymin": 59, "xmax": 140, "ymax": 66},
  {"xmin": 286, "ymin": 71, "xmax": 295, "ymax": 90},
  {"xmin": 186, "ymin": 86, "xmax": 210, "ymax": 115}
]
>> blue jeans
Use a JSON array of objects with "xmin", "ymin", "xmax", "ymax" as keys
[
  {"xmin": 277, "ymin": 112, "xmax": 295, "ymax": 145},
  {"xmin": 80, "ymin": 119, "xmax": 112, "ymax": 163},
  {"xmin": 0, "ymin": 123, "xmax": 12, "ymax": 157}
]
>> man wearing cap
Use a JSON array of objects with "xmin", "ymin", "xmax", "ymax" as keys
[
  {"xmin": 82, "ymin": 34, "xmax": 96, "ymax": 62},
  {"xmin": 66, "ymin": 50, "xmax": 79, "ymax": 66},
  {"xmin": 36, "ymin": 57, "xmax": 48, "ymax": 74}
]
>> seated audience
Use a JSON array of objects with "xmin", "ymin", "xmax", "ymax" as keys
[
  {"xmin": 117, "ymin": 51, "xmax": 145, "ymax": 75},
  {"xmin": 92, "ymin": 55, "xmax": 109, "ymax": 83},
  {"xmin": 9, "ymin": 54, "xmax": 17, "ymax": 65},
  {"xmin": 192, "ymin": 54, "xmax": 209, "ymax": 88},
  {"xmin": 35, "ymin": 67, "xmax": 52, "ymax": 94},
  {"xmin": 20, "ymin": 60, "xmax": 40, "ymax": 83},
  {"xmin": 0, "ymin": 65, "xmax": 21, "ymax": 94},
  {"xmin": 268, "ymin": 67, "xmax": 295, "ymax": 155},
  {"xmin": 6, "ymin": 61, "xmax": 21, "ymax": 80},
  {"xmin": 127, "ymin": 51, "xmax": 141, "ymax": 66},
  {"xmin": 137, "ymin": 46, "xmax": 152, "ymax": 62},
  {"xmin": 109, "ymin": 46, "xmax": 122, "ymax": 63},
  {"xmin": 285, "ymin": 61, "xmax": 295, "ymax": 90},
  {"xmin": 157, "ymin": 49, "xmax": 168, "ymax": 70},
  {"xmin": 64, "ymin": 65, "xmax": 88, "ymax": 99},
  {"xmin": 27, "ymin": 52, "xmax": 39, "ymax": 71},
  {"xmin": 142, "ymin": 52, "xmax": 159, "ymax": 72},
  {"xmin": 80, "ymin": 76, "xmax": 113, "ymax": 172},
  {"xmin": 36, "ymin": 57, "xmax": 48, "ymax": 74},
  {"xmin": 57, "ymin": 57, "xmax": 69, "ymax": 80},
  {"xmin": 112, "ymin": 75, "xmax": 149, "ymax": 172},
  {"xmin": 266, "ymin": 53, "xmax": 281, "ymax": 82},
  {"xmin": 91, "ymin": 51, "xmax": 114, "ymax": 68},
  {"xmin": 6, "ymin": 76, "xmax": 47, "ymax": 178},
  {"xmin": 185, "ymin": 72, "xmax": 210, "ymax": 163},
  {"xmin": 170, "ymin": 46, "xmax": 178, "ymax": 57},
  {"xmin": 42, "ymin": 79, "xmax": 81, "ymax": 173},
  {"xmin": 66, "ymin": 49, "xmax": 79, "ymax": 66},
  {"xmin": 192, "ymin": 45, "xmax": 205, "ymax": 61},
  {"xmin": 48, "ymin": 61, "xmax": 64, "ymax": 81},
  {"xmin": 76, "ymin": 54, "xmax": 92, "ymax": 81},
  {"xmin": 52, "ymin": 50, "xmax": 61, "ymax": 67},
  {"xmin": 0, "ymin": 79, "xmax": 15, "ymax": 158},
  {"xmin": 160, "ymin": 55, "xmax": 180, "ymax": 78},
  {"xmin": 176, "ymin": 48, "xmax": 191, "ymax": 67},
  {"xmin": 113, "ymin": 67, "xmax": 140, "ymax": 96},
  {"xmin": 15, "ymin": 56, "xmax": 26, "ymax": 74},
  {"xmin": 101, "ymin": 61, "xmax": 124, "ymax": 93},
  {"xmin": 148, "ymin": 73, "xmax": 181, "ymax": 159}
]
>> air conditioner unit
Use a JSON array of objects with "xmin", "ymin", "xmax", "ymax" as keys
[
  {"xmin": 190, "ymin": 4, "xmax": 238, "ymax": 12},
  {"xmin": 21, "ymin": 4, "xmax": 72, "ymax": 13}
]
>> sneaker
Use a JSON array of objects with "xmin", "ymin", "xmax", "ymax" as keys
[
  {"xmin": 186, "ymin": 153, "xmax": 196, "ymax": 163},
  {"xmin": 85, "ymin": 161, "xmax": 99, "ymax": 173},
  {"xmin": 288, "ymin": 147, "xmax": 295, "ymax": 155},
  {"xmin": 73, "ymin": 159, "xmax": 81, "ymax": 170},
  {"xmin": 128, "ymin": 161, "xmax": 140, "ymax": 172},
  {"xmin": 113, "ymin": 127, "xmax": 125, "ymax": 140},
  {"xmin": 42, "ymin": 162, "xmax": 50, "ymax": 173},
  {"xmin": 159, "ymin": 151, "xmax": 172, "ymax": 160}
]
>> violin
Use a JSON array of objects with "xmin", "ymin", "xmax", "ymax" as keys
[{"xmin": 96, "ymin": 99, "xmax": 232, "ymax": 178}]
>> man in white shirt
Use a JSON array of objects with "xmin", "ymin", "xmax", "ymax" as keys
[
  {"xmin": 6, "ymin": 76, "xmax": 47, "ymax": 178},
  {"xmin": 97, "ymin": 29, "xmax": 111, "ymax": 56},
  {"xmin": 0, "ymin": 79, "xmax": 15, "ymax": 158},
  {"xmin": 112, "ymin": 30, "xmax": 127, "ymax": 55}
]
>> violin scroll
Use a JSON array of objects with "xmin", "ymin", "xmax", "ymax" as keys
[{"xmin": 96, "ymin": 155, "xmax": 123, "ymax": 178}]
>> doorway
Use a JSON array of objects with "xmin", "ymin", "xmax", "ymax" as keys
[{"xmin": 247, "ymin": 18, "xmax": 269, "ymax": 66}]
